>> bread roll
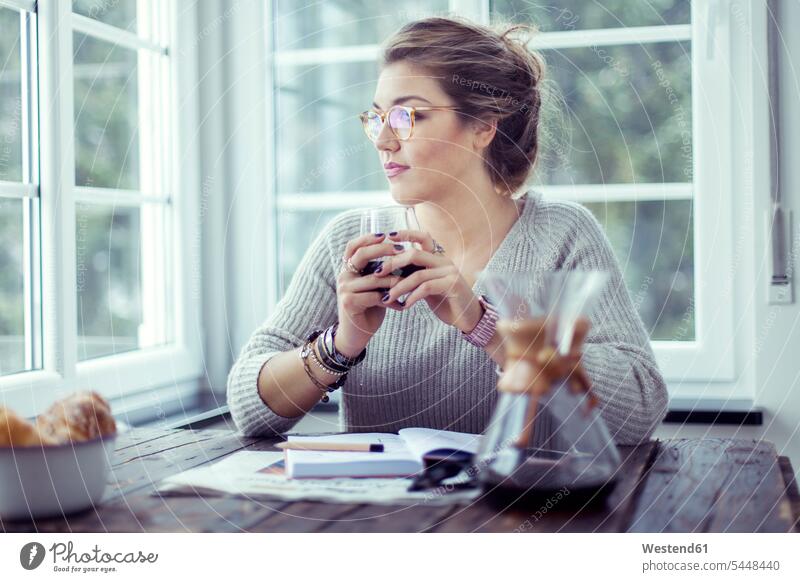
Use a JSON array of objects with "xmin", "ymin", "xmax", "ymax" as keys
[
  {"xmin": 35, "ymin": 391, "xmax": 116, "ymax": 444},
  {"xmin": 0, "ymin": 406, "xmax": 57, "ymax": 447}
]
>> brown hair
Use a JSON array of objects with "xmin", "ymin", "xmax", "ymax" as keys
[{"xmin": 381, "ymin": 16, "xmax": 546, "ymax": 197}]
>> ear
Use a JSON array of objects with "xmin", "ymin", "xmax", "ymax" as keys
[{"xmin": 472, "ymin": 117, "xmax": 498, "ymax": 150}]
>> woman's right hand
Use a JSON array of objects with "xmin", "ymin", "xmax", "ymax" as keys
[{"xmin": 334, "ymin": 233, "xmax": 406, "ymax": 358}]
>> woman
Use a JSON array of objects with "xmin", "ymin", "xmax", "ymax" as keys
[{"xmin": 227, "ymin": 17, "xmax": 667, "ymax": 444}]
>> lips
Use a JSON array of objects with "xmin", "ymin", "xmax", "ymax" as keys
[{"xmin": 384, "ymin": 162, "xmax": 409, "ymax": 178}]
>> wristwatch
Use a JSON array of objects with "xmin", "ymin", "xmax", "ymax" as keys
[{"xmin": 462, "ymin": 295, "xmax": 499, "ymax": 348}]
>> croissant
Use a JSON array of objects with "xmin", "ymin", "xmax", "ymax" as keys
[
  {"xmin": 0, "ymin": 406, "xmax": 57, "ymax": 447},
  {"xmin": 1, "ymin": 391, "xmax": 117, "ymax": 448},
  {"xmin": 35, "ymin": 391, "xmax": 116, "ymax": 444}
]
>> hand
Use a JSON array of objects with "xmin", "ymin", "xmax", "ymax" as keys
[
  {"xmin": 375, "ymin": 230, "xmax": 484, "ymax": 333},
  {"xmin": 335, "ymin": 233, "xmax": 406, "ymax": 357}
]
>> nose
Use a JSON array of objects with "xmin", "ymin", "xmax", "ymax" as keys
[{"xmin": 373, "ymin": 117, "xmax": 399, "ymax": 153}]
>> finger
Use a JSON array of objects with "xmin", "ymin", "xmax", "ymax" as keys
[
  {"xmin": 343, "ymin": 232, "xmax": 388, "ymax": 260},
  {"xmin": 397, "ymin": 278, "xmax": 451, "ymax": 310},
  {"xmin": 341, "ymin": 290, "xmax": 386, "ymax": 312},
  {"xmin": 375, "ymin": 247, "xmax": 443, "ymax": 276},
  {"xmin": 381, "ymin": 267, "xmax": 450, "ymax": 304},
  {"xmin": 386, "ymin": 228, "xmax": 433, "ymax": 249},
  {"xmin": 350, "ymin": 241, "xmax": 407, "ymax": 271},
  {"xmin": 346, "ymin": 274, "xmax": 402, "ymax": 293}
]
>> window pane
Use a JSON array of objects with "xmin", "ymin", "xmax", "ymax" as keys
[
  {"xmin": 76, "ymin": 203, "xmax": 147, "ymax": 361},
  {"xmin": 534, "ymin": 42, "xmax": 691, "ymax": 185},
  {"xmin": 275, "ymin": 0, "xmax": 449, "ymax": 51},
  {"xmin": 492, "ymin": 0, "xmax": 690, "ymax": 32},
  {"xmin": 278, "ymin": 209, "xmax": 342, "ymax": 295},
  {"xmin": 0, "ymin": 7, "xmax": 22, "ymax": 183},
  {"xmin": 74, "ymin": 32, "xmax": 140, "ymax": 190},
  {"xmin": 72, "ymin": 0, "xmax": 138, "ymax": 33},
  {"xmin": 584, "ymin": 199, "xmax": 694, "ymax": 341},
  {"xmin": 0, "ymin": 198, "xmax": 25, "ymax": 374},
  {"xmin": 276, "ymin": 62, "xmax": 383, "ymax": 194}
]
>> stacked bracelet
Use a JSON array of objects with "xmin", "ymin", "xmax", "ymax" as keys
[
  {"xmin": 321, "ymin": 323, "xmax": 366, "ymax": 369},
  {"xmin": 299, "ymin": 325, "xmax": 367, "ymax": 403}
]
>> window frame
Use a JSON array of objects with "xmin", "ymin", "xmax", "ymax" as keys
[
  {"xmin": 266, "ymin": 0, "xmax": 751, "ymax": 397},
  {"xmin": 0, "ymin": 0, "xmax": 203, "ymax": 417}
]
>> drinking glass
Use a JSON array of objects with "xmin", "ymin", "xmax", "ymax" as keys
[{"xmin": 359, "ymin": 206, "xmax": 425, "ymax": 299}]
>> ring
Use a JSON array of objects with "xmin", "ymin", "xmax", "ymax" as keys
[
  {"xmin": 341, "ymin": 256, "xmax": 360, "ymax": 274},
  {"xmin": 431, "ymin": 240, "xmax": 446, "ymax": 255}
]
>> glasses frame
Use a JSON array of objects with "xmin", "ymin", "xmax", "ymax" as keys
[{"xmin": 358, "ymin": 105, "xmax": 462, "ymax": 142}]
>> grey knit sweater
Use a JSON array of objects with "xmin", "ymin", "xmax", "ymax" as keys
[{"xmin": 226, "ymin": 191, "xmax": 668, "ymax": 445}]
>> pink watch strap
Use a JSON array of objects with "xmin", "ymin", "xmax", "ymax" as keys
[{"xmin": 462, "ymin": 295, "xmax": 499, "ymax": 348}]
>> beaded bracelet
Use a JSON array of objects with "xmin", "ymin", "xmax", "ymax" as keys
[
  {"xmin": 307, "ymin": 343, "xmax": 347, "ymax": 377},
  {"xmin": 299, "ymin": 330, "xmax": 346, "ymax": 402}
]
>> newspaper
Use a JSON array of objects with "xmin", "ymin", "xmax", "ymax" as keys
[{"xmin": 154, "ymin": 450, "xmax": 480, "ymax": 506}]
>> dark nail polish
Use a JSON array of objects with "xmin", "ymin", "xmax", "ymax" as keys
[
  {"xmin": 374, "ymin": 232, "xmax": 384, "ymax": 237},
  {"xmin": 382, "ymin": 293, "xmax": 391, "ymax": 302},
  {"xmin": 389, "ymin": 231, "xmax": 398, "ymax": 236},
  {"xmin": 393, "ymin": 244, "xmax": 404, "ymax": 251},
  {"xmin": 398, "ymin": 300, "xmax": 406, "ymax": 307},
  {"xmin": 376, "ymin": 265, "xmax": 383, "ymax": 273}
]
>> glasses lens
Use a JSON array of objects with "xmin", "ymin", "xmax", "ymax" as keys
[
  {"xmin": 363, "ymin": 111, "xmax": 382, "ymax": 141},
  {"xmin": 388, "ymin": 107, "xmax": 412, "ymax": 139}
]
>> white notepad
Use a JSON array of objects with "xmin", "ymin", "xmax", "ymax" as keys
[{"xmin": 284, "ymin": 427, "xmax": 483, "ymax": 479}]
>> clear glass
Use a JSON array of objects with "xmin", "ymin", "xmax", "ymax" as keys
[
  {"xmin": 274, "ymin": 0, "xmax": 449, "ymax": 51},
  {"xmin": 534, "ymin": 42, "xmax": 692, "ymax": 185},
  {"xmin": 491, "ymin": 0, "xmax": 690, "ymax": 32},
  {"xmin": 73, "ymin": 32, "xmax": 140, "ymax": 190},
  {"xmin": 0, "ymin": 198, "xmax": 25, "ymax": 375},
  {"xmin": 474, "ymin": 270, "xmax": 621, "ymax": 508},
  {"xmin": 76, "ymin": 203, "xmax": 146, "ymax": 361},
  {"xmin": 72, "ymin": 0, "xmax": 138, "ymax": 34},
  {"xmin": 359, "ymin": 206, "xmax": 422, "ymax": 303},
  {"xmin": 276, "ymin": 61, "xmax": 383, "ymax": 194},
  {"xmin": 0, "ymin": 6, "xmax": 23, "ymax": 183},
  {"xmin": 586, "ymin": 199, "xmax": 694, "ymax": 340}
]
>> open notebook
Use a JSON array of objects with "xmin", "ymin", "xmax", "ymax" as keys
[{"xmin": 284, "ymin": 428, "xmax": 483, "ymax": 479}]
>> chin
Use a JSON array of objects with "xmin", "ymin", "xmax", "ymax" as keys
[{"xmin": 388, "ymin": 184, "xmax": 429, "ymax": 206}]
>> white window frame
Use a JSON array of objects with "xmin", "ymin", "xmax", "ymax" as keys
[
  {"xmin": 266, "ymin": 0, "xmax": 757, "ymax": 402},
  {"xmin": 0, "ymin": 0, "xmax": 203, "ymax": 417}
]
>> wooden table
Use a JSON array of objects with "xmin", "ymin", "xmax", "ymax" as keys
[{"xmin": 2, "ymin": 428, "xmax": 799, "ymax": 533}]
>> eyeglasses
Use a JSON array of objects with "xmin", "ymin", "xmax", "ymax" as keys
[{"xmin": 359, "ymin": 105, "xmax": 462, "ymax": 142}]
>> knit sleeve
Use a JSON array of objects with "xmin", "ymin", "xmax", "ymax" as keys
[
  {"xmin": 226, "ymin": 212, "xmax": 355, "ymax": 437},
  {"xmin": 561, "ymin": 203, "xmax": 669, "ymax": 445}
]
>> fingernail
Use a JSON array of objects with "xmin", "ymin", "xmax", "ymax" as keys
[
  {"xmin": 393, "ymin": 244, "xmax": 405, "ymax": 251},
  {"xmin": 382, "ymin": 293, "xmax": 391, "ymax": 302},
  {"xmin": 389, "ymin": 231, "xmax": 398, "ymax": 236},
  {"xmin": 376, "ymin": 265, "xmax": 383, "ymax": 273},
  {"xmin": 374, "ymin": 232, "xmax": 384, "ymax": 237},
  {"xmin": 398, "ymin": 300, "xmax": 406, "ymax": 307}
]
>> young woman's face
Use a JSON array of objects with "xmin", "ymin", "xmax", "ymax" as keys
[{"xmin": 370, "ymin": 61, "xmax": 483, "ymax": 205}]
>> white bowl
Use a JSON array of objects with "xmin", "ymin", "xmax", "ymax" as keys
[{"xmin": 0, "ymin": 434, "xmax": 116, "ymax": 521}]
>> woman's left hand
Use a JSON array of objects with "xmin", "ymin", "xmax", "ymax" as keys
[{"xmin": 375, "ymin": 230, "xmax": 484, "ymax": 333}]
